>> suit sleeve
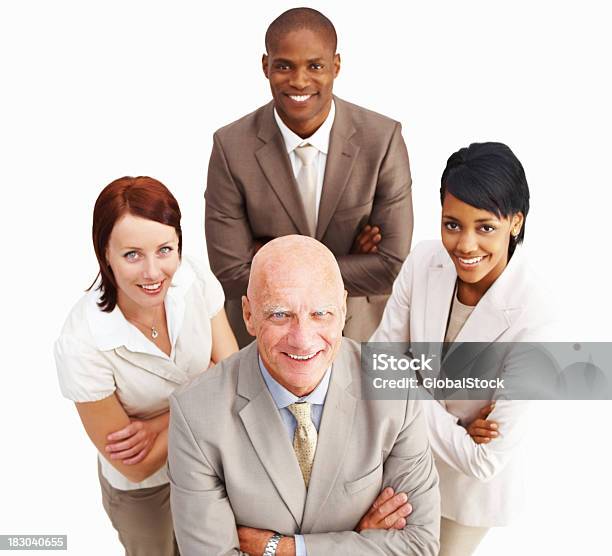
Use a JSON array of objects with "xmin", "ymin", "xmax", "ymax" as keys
[
  {"xmin": 168, "ymin": 394, "xmax": 248, "ymax": 556},
  {"xmin": 301, "ymin": 400, "xmax": 440, "ymax": 556},
  {"xmin": 205, "ymin": 132, "xmax": 256, "ymax": 300},
  {"xmin": 336, "ymin": 123, "xmax": 413, "ymax": 297}
]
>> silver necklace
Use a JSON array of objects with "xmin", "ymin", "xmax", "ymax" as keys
[{"xmin": 127, "ymin": 317, "xmax": 159, "ymax": 339}]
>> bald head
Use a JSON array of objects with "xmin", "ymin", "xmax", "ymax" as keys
[
  {"xmin": 265, "ymin": 7, "xmax": 337, "ymax": 55},
  {"xmin": 247, "ymin": 235, "xmax": 344, "ymax": 306},
  {"xmin": 242, "ymin": 236, "xmax": 346, "ymax": 397}
]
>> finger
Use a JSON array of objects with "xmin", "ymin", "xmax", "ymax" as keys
[
  {"xmin": 358, "ymin": 230, "xmax": 376, "ymax": 249},
  {"xmin": 376, "ymin": 492, "xmax": 408, "ymax": 522},
  {"xmin": 371, "ymin": 487, "xmax": 396, "ymax": 510},
  {"xmin": 470, "ymin": 427, "xmax": 498, "ymax": 438},
  {"xmin": 109, "ymin": 441, "xmax": 148, "ymax": 460},
  {"xmin": 382, "ymin": 502, "xmax": 412, "ymax": 528},
  {"xmin": 105, "ymin": 432, "xmax": 146, "ymax": 453},
  {"xmin": 392, "ymin": 517, "xmax": 407, "ymax": 530},
  {"xmin": 473, "ymin": 436, "xmax": 492, "ymax": 444},
  {"xmin": 107, "ymin": 423, "xmax": 138, "ymax": 442},
  {"xmin": 122, "ymin": 447, "xmax": 150, "ymax": 465},
  {"xmin": 472, "ymin": 419, "xmax": 498, "ymax": 430},
  {"xmin": 371, "ymin": 233, "xmax": 382, "ymax": 245}
]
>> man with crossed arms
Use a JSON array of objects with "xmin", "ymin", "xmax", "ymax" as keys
[
  {"xmin": 168, "ymin": 236, "xmax": 439, "ymax": 555},
  {"xmin": 205, "ymin": 8, "xmax": 413, "ymax": 347}
]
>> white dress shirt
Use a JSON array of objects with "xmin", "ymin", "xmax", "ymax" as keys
[
  {"xmin": 258, "ymin": 358, "xmax": 332, "ymax": 556},
  {"xmin": 55, "ymin": 257, "xmax": 224, "ymax": 490},
  {"xmin": 274, "ymin": 100, "xmax": 335, "ymax": 225}
]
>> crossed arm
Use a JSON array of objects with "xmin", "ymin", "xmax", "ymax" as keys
[
  {"xmin": 205, "ymin": 124, "xmax": 412, "ymax": 300},
  {"xmin": 168, "ymin": 392, "xmax": 439, "ymax": 556},
  {"xmin": 76, "ymin": 311, "xmax": 238, "ymax": 484}
]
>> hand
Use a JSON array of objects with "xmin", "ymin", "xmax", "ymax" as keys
[
  {"xmin": 351, "ymin": 225, "xmax": 382, "ymax": 254},
  {"xmin": 466, "ymin": 403, "xmax": 499, "ymax": 444},
  {"xmin": 105, "ymin": 420, "xmax": 158, "ymax": 465},
  {"xmin": 237, "ymin": 527, "xmax": 295, "ymax": 556},
  {"xmin": 355, "ymin": 487, "xmax": 412, "ymax": 532}
]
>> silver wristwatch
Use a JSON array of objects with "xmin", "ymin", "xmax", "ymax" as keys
[{"xmin": 262, "ymin": 532, "xmax": 282, "ymax": 556}]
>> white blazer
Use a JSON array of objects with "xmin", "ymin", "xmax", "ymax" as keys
[{"xmin": 371, "ymin": 240, "xmax": 557, "ymax": 527}]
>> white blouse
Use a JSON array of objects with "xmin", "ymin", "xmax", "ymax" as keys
[{"xmin": 55, "ymin": 256, "xmax": 224, "ymax": 490}]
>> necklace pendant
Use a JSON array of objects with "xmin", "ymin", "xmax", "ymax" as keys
[{"xmin": 151, "ymin": 327, "xmax": 159, "ymax": 339}]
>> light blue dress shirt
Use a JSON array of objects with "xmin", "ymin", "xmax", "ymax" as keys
[{"xmin": 258, "ymin": 357, "xmax": 332, "ymax": 556}]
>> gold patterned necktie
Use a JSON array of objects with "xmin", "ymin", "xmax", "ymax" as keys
[
  {"xmin": 287, "ymin": 402, "xmax": 318, "ymax": 487},
  {"xmin": 294, "ymin": 144, "xmax": 319, "ymax": 237}
]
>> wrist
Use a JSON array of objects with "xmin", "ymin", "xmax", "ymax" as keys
[
  {"xmin": 263, "ymin": 532, "xmax": 282, "ymax": 556},
  {"xmin": 277, "ymin": 535, "xmax": 295, "ymax": 556}
]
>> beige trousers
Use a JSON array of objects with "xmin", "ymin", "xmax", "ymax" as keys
[
  {"xmin": 439, "ymin": 517, "xmax": 489, "ymax": 556},
  {"xmin": 98, "ymin": 463, "xmax": 179, "ymax": 556}
]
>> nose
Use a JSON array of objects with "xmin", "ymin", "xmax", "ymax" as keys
[
  {"xmin": 142, "ymin": 256, "xmax": 162, "ymax": 281},
  {"xmin": 286, "ymin": 316, "xmax": 316, "ymax": 351},
  {"xmin": 456, "ymin": 230, "xmax": 479, "ymax": 254},
  {"xmin": 289, "ymin": 67, "xmax": 310, "ymax": 90}
]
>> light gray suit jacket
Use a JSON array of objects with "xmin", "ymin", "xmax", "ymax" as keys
[
  {"xmin": 204, "ymin": 97, "xmax": 413, "ymax": 345},
  {"xmin": 168, "ymin": 339, "xmax": 440, "ymax": 555}
]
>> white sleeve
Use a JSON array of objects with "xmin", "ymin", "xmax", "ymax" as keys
[
  {"xmin": 187, "ymin": 257, "xmax": 225, "ymax": 317},
  {"xmin": 423, "ymin": 399, "xmax": 529, "ymax": 482},
  {"xmin": 54, "ymin": 335, "xmax": 116, "ymax": 402}
]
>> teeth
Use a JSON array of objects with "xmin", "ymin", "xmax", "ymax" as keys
[
  {"xmin": 289, "ymin": 94, "xmax": 311, "ymax": 102},
  {"xmin": 287, "ymin": 352, "xmax": 317, "ymax": 361},
  {"xmin": 458, "ymin": 256, "xmax": 484, "ymax": 265},
  {"xmin": 140, "ymin": 282, "xmax": 161, "ymax": 290}
]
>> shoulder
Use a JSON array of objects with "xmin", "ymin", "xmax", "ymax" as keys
[
  {"xmin": 213, "ymin": 102, "xmax": 274, "ymax": 143},
  {"xmin": 173, "ymin": 256, "xmax": 224, "ymax": 315},
  {"xmin": 335, "ymin": 96, "xmax": 400, "ymax": 130},
  {"xmin": 56, "ymin": 290, "xmax": 100, "ymax": 347},
  {"xmin": 171, "ymin": 344, "xmax": 247, "ymax": 410},
  {"xmin": 400, "ymin": 240, "xmax": 450, "ymax": 277}
]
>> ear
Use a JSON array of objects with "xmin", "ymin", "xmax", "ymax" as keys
[
  {"xmin": 511, "ymin": 212, "xmax": 524, "ymax": 236},
  {"xmin": 341, "ymin": 289, "xmax": 348, "ymax": 322},
  {"xmin": 242, "ymin": 295, "xmax": 256, "ymax": 336},
  {"xmin": 262, "ymin": 54, "xmax": 269, "ymax": 79},
  {"xmin": 333, "ymin": 53, "xmax": 341, "ymax": 78}
]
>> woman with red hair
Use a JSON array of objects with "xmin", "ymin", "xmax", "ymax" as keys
[{"xmin": 55, "ymin": 176, "xmax": 238, "ymax": 555}]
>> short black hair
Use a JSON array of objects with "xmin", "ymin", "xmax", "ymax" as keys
[
  {"xmin": 265, "ymin": 7, "xmax": 337, "ymax": 54},
  {"xmin": 440, "ymin": 142, "xmax": 530, "ymax": 256}
]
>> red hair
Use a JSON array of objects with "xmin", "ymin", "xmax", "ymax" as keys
[{"xmin": 89, "ymin": 176, "xmax": 182, "ymax": 312}]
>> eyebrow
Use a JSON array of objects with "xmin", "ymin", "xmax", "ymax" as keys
[
  {"xmin": 442, "ymin": 215, "xmax": 500, "ymax": 223},
  {"xmin": 120, "ymin": 239, "xmax": 176, "ymax": 251}
]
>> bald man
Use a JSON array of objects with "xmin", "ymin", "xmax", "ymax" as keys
[
  {"xmin": 168, "ymin": 236, "xmax": 439, "ymax": 555},
  {"xmin": 205, "ymin": 7, "xmax": 413, "ymax": 348}
]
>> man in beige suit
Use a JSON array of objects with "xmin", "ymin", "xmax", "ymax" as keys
[
  {"xmin": 205, "ymin": 8, "xmax": 413, "ymax": 347},
  {"xmin": 168, "ymin": 236, "xmax": 439, "ymax": 556}
]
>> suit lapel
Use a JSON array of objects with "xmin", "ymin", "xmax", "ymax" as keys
[
  {"xmin": 316, "ymin": 98, "xmax": 360, "ymax": 240},
  {"xmin": 237, "ymin": 345, "xmax": 307, "ymax": 527},
  {"xmin": 113, "ymin": 346, "xmax": 185, "ymax": 384},
  {"xmin": 424, "ymin": 258, "xmax": 457, "ymax": 343},
  {"xmin": 255, "ymin": 102, "xmax": 311, "ymax": 235},
  {"xmin": 300, "ymin": 346, "xmax": 357, "ymax": 532}
]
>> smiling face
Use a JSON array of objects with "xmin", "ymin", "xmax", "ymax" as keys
[
  {"xmin": 262, "ymin": 27, "xmax": 340, "ymax": 138},
  {"xmin": 441, "ymin": 193, "xmax": 523, "ymax": 304},
  {"xmin": 243, "ymin": 236, "xmax": 346, "ymax": 397},
  {"xmin": 106, "ymin": 214, "xmax": 180, "ymax": 316}
]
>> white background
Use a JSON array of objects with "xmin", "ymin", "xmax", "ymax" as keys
[{"xmin": 1, "ymin": 1, "xmax": 610, "ymax": 554}]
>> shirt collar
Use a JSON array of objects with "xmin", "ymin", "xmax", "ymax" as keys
[
  {"xmin": 86, "ymin": 258, "xmax": 195, "ymax": 356},
  {"xmin": 258, "ymin": 355, "xmax": 331, "ymax": 409},
  {"xmin": 273, "ymin": 100, "xmax": 335, "ymax": 155}
]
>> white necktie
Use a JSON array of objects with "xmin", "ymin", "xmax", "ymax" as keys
[
  {"xmin": 294, "ymin": 144, "xmax": 318, "ymax": 236},
  {"xmin": 287, "ymin": 402, "xmax": 318, "ymax": 487}
]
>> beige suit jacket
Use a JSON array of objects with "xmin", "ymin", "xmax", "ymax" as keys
[
  {"xmin": 168, "ymin": 339, "xmax": 440, "ymax": 555},
  {"xmin": 205, "ymin": 97, "xmax": 413, "ymax": 345}
]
